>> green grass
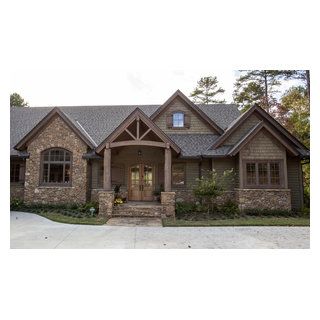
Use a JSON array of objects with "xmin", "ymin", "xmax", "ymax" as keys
[
  {"xmin": 163, "ymin": 216, "xmax": 310, "ymax": 227},
  {"xmin": 30, "ymin": 211, "xmax": 108, "ymax": 225}
]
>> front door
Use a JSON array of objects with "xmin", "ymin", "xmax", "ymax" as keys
[{"xmin": 129, "ymin": 164, "xmax": 154, "ymax": 201}]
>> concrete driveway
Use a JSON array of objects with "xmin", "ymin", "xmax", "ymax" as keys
[{"xmin": 10, "ymin": 211, "xmax": 310, "ymax": 249}]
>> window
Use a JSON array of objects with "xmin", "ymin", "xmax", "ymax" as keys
[
  {"xmin": 41, "ymin": 149, "xmax": 71, "ymax": 185},
  {"xmin": 10, "ymin": 162, "xmax": 20, "ymax": 182},
  {"xmin": 246, "ymin": 163, "xmax": 256, "ymax": 186},
  {"xmin": 172, "ymin": 163, "xmax": 185, "ymax": 186},
  {"xmin": 244, "ymin": 160, "xmax": 283, "ymax": 188},
  {"xmin": 172, "ymin": 112, "xmax": 184, "ymax": 128}
]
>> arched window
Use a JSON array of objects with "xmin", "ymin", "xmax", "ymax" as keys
[
  {"xmin": 41, "ymin": 148, "xmax": 72, "ymax": 185},
  {"xmin": 172, "ymin": 112, "xmax": 184, "ymax": 128}
]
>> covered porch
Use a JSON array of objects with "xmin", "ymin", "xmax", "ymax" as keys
[{"xmin": 94, "ymin": 108, "xmax": 180, "ymax": 217}]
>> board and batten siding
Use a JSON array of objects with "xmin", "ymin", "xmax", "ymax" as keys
[
  {"xmin": 154, "ymin": 97, "xmax": 217, "ymax": 134},
  {"xmin": 287, "ymin": 157, "xmax": 304, "ymax": 210}
]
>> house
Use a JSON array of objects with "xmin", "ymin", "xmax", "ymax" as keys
[{"xmin": 10, "ymin": 90, "xmax": 309, "ymax": 217}]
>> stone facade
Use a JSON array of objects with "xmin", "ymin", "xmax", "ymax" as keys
[
  {"xmin": 113, "ymin": 203, "xmax": 163, "ymax": 217},
  {"xmin": 98, "ymin": 191, "xmax": 114, "ymax": 216},
  {"xmin": 10, "ymin": 184, "xmax": 25, "ymax": 201},
  {"xmin": 161, "ymin": 192, "xmax": 176, "ymax": 217},
  {"xmin": 24, "ymin": 115, "xmax": 88, "ymax": 204},
  {"xmin": 235, "ymin": 188, "xmax": 291, "ymax": 211}
]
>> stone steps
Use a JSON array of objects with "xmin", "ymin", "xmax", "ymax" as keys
[{"xmin": 112, "ymin": 202, "xmax": 164, "ymax": 217}]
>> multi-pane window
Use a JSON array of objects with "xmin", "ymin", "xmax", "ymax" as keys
[
  {"xmin": 172, "ymin": 163, "xmax": 185, "ymax": 185},
  {"xmin": 246, "ymin": 163, "xmax": 256, "ymax": 185},
  {"xmin": 270, "ymin": 162, "xmax": 280, "ymax": 185},
  {"xmin": 41, "ymin": 149, "xmax": 71, "ymax": 185},
  {"xmin": 172, "ymin": 112, "xmax": 184, "ymax": 128},
  {"xmin": 10, "ymin": 162, "xmax": 20, "ymax": 182},
  {"xmin": 244, "ymin": 160, "xmax": 283, "ymax": 188}
]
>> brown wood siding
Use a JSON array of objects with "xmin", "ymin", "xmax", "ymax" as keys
[
  {"xmin": 224, "ymin": 114, "xmax": 260, "ymax": 145},
  {"xmin": 241, "ymin": 129, "xmax": 286, "ymax": 160},
  {"xmin": 154, "ymin": 97, "xmax": 217, "ymax": 134},
  {"xmin": 287, "ymin": 157, "xmax": 303, "ymax": 210}
]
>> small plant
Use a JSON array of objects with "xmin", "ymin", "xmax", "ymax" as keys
[
  {"xmin": 114, "ymin": 198, "xmax": 123, "ymax": 206},
  {"xmin": 10, "ymin": 198, "xmax": 24, "ymax": 210}
]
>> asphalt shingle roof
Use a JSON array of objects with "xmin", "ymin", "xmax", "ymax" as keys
[{"xmin": 10, "ymin": 104, "xmax": 240, "ymax": 157}]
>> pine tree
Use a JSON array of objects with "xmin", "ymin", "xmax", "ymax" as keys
[
  {"xmin": 233, "ymin": 70, "xmax": 289, "ymax": 113},
  {"xmin": 190, "ymin": 76, "xmax": 226, "ymax": 104},
  {"xmin": 10, "ymin": 93, "xmax": 29, "ymax": 107}
]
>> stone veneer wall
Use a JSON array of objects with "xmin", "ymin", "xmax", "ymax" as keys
[
  {"xmin": 10, "ymin": 184, "xmax": 25, "ymax": 200},
  {"xmin": 161, "ymin": 192, "xmax": 176, "ymax": 217},
  {"xmin": 175, "ymin": 189, "xmax": 236, "ymax": 205},
  {"xmin": 235, "ymin": 188, "xmax": 291, "ymax": 211},
  {"xmin": 24, "ymin": 115, "xmax": 88, "ymax": 204}
]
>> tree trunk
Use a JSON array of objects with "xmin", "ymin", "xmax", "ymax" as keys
[
  {"xmin": 306, "ymin": 70, "xmax": 310, "ymax": 102},
  {"xmin": 263, "ymin": 70, "xmax": 270, "ymax": 113}
]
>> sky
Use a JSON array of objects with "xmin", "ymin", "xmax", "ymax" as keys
[{"xmin": 10, "ymin": 69, "xmax": 301, "ymax": 107}]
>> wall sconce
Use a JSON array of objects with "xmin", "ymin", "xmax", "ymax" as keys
[{"xmin": 138, "ymin": 150, "xmax": 142, "ymax": 157}]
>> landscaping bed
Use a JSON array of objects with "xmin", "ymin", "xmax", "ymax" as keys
[
  {"xmin": 166, "ymin": 201, "xmax": 310, "ymax": 227},
  {"xmin": 10, "ymin": 199, "xmax": 107, "ymax": 225},
  {"xmin": 163, "ymin": 216, "xmax": 310, "ymax": 227}
]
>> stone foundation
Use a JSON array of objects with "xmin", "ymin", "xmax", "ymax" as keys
[
  {"xmin": 161, "ymin": 192, "xmax": 176, "ymax": 218},
  {"xmin": 98, "ymin": 191, "xmax": 114, "ymax": 216},
  {"xmin": 235, "ymin": 188, "xmax": 291, "ymax": 211},
  {"xmin": 10, "ymin": 184, "xmax": 25, "ymax": 201}
]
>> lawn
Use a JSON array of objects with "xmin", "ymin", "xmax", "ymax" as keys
[
  {"xmin": 29, "ymin": 211, "xmax": 108, "ymax": 225},
  {"xmin": 163, "ymin": 216, "xmax": 310, "ymax": 227}
]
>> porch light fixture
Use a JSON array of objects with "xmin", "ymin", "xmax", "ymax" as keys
[{"xmin": 138, "ymin": 150, "xmax": 142, "ymax": 156}]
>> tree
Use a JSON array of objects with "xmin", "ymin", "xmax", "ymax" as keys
[
  {"xmin": 278, "ymin": 86, "xmax": 309, "ymax": 147},
  {"xmin": 10, "ymin": 93, "xmax": 29, "ymax": 107},
  {"xmin": 280, "ymin": 85, "xmax": 310, "ymax": 207},
  {"xmin": 283, "ymin": 70, "xmax": 310, "ymax": 102},
  {"xmin": 233, "ymin": 70, "xmax": 289, "ymax": 113},
  {"xmin": 190, "ymin": 76, "xmax": 226, "ymax": 104},
  {"xmin": 193, "ymin": 169, "xmax": 235, "ymax": 212}
]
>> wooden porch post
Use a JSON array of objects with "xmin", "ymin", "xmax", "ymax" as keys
[
  {"xmin": 103, "ymin": 144, "xmax": 112, "ymax": 191},
  {"xmin": 164, "ymin": 145, "xmax": 172, "ymax": 192}
]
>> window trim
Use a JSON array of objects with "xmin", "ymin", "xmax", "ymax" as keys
[
  {"xmin": 243, "ymin": 159, "xmax": 284, "ymax": 189},
  {"xmin": 172, "ymin": 162, "xmax": 186, "ymax": 187},
  {"xmin": 10, "ymin": 161, "xmax": 22, "ymax": 184},
  {"xmin": 40, "ymin": 148, "xmax": 72, "ymax": 187},
  {"xmin": 172, "ymin": 111, "xmax": 185, "ymax": 128}
]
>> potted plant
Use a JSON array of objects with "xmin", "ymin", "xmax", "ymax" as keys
[{"xmin": 153, "ymin": 184, "xmax": 164, "ymax": 202}]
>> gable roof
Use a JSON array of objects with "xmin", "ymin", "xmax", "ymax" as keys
[
  {"xmin": 14, "ymin": 107, "xmax": 96, "ymax": 150},
  {"xmin": 227, "ymin": 121, "xmax": 299, "ymax": 156},
  {"xmin": 150, "ymin": 90, "xmax": 224, "ymax": 134},
  {"xmin": 11, "ymin": 102, "xmax": 240, "ymax": 157},
  {"xmin": 212, "ymin": 104, "xmax": 309, "ymax": 156},
  {"xmin": 96, "ymin": 108, "xmax": 180, "ymax": 153}
]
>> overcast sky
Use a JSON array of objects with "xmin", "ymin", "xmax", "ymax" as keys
[{"xmin": 10, "ymin": 69, "xmax": 301, "ymax": 107}]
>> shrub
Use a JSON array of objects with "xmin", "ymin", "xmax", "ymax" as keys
[
  {"xmin": 193, "ymin": 169, "xmax": 235, "ymax": 212},
  {"xmin": 10, "ymin": 201, "xmax": 99, "ymax": 217},
  {"xmin": 10, "ymin": 199, "xmax": 24, "ymax": 210},
  {"xmin": 217, "ymin": 201, "xmax": 240, "ymax": 218},
  {"xmin": 243, "ymin": 208, "xmax": 293, "ymax": 217}
]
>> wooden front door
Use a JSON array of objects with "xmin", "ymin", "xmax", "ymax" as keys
[{"xmin": 129, "ymin": 164, "xmax": 154, "ymax": 201}]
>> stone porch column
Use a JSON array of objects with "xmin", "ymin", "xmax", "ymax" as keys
[
  {"xmin": 103, "ymin": 144, "xmax": 112, "ymax": 191},
  {"xmin": 164, "ymin": 145, "xmax": 172, "ymax": 192}
]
